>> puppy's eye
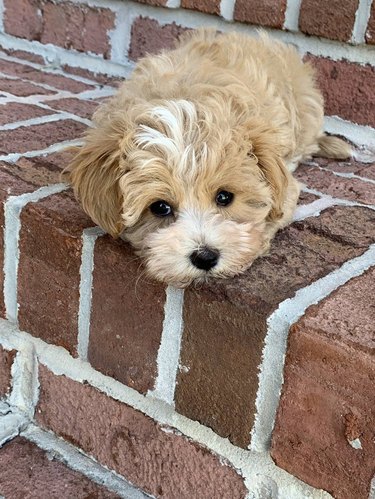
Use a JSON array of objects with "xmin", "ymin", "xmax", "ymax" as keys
[
  {"xmin": 216, "ymin": 190, "xmax": 234, "ymax": 207},
  {"xmin": 149, "ymin": 200, "xmax": 173, "ymax": 217}
]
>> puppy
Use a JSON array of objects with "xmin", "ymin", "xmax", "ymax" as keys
[{"xmin": 67, "ymin": 29, "xmax": 351, "ymax": 287}]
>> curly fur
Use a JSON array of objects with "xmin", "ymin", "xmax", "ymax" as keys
[{"xmin": 67, "ymin": 29, "xmax": 351, "ymax": 287}]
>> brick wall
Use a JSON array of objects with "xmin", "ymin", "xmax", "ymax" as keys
[{"xmin": 0, "ymin": 1, "xmax": 374, "ymax": 498}]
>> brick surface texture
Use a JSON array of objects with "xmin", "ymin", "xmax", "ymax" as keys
[
  {"xmin": 299, "ymin": 0, "xmax": 359, "ymax": 42},
  {"xmin": 88, "ymin": 236, "xmax": 165, "ymax": 394},
  {"xmin": 0, "ymin": 102, "xmax": 54, "ymax": 126},
  {"xmin": 367, "ymin": 2, "xmax": 375, "ymax": 44},
  {"xmin": 175, "ymin": 206, "xmax": 375, "ymax": 447},
  {"xmin": 295, "ymin": 163, "xmax": 375, "ymax": 204},
  {"xmin": 129, "ymin": 17, "xmax": 189, "ymax": 61},
  {"xmin": 4, "ymin": 0, "xmax": 115, "ymax": 58},
  {"xmin": 307, "ymin": 55, "xmax": 375, "ymax": 128},
  {"xmin": 272, "ymin": 267, "xmax": 375, "ymax": 499},
  {"xmin": 0, "ymin": 120, "xmax": 87, "ymax": 155},
  {"xmin": 18, "ymin": 192, "xmax": 93, "ymax": 356},
  {"xmin": 234, "ymin": 0, "xmax": 287, "ymax": 29},
  {"xmin": 0, "ymin": 437, "xmax": 119, "ymax": 498},
  {"xmin": 0, "ymin": 59, "xmax": 94, "ymax": 93},
  {"xmin": 37, "ymin": 365, "xmax": 247, "ymax": 499},
  {"xmin": 181, "ymin": 0, "xmax": 220, "ymax": 15},
  {"xmin": 0, "ymin": 346, "xmax": 16, "ymax": 397}
]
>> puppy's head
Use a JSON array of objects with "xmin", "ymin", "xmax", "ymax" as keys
[{"xmin": 68, "ymin": 95, "xmax": 297, "ymax": 287}]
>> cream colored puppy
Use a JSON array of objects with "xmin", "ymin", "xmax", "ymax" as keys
[{"xmin": 68, "ymin": 29, "xmax": 351, "ymax": 287}]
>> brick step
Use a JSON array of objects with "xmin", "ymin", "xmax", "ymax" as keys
[{"xmin": 0, "ymin": 36, "xmax": 374, "ymax": 499}]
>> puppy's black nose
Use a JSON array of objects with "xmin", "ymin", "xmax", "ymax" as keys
[{"xmin": 190, "ymin": 247, "xmax": 220, "ymax": 271}]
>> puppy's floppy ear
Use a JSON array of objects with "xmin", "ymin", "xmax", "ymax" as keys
[
  {"xmin": 66, "ymin": 117, "xmax": 131, "ymax": 237},
  {"xmin": 248, "ymin": 125, "xmax": 289, "ymax": 222}
]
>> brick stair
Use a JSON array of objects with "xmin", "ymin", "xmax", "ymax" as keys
[{"xmin": 0, "ymin": 1, "xmax": 374, "ymax": 498}]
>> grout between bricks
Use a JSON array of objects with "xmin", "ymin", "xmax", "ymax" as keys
[
  {"xmin": 220, "ymin": 0, "xmax": 235, "ymax": 21},
  {"xmin": 351, "ymin": 0, "xmax": 374, "ymax": 44},
  {"xmin": 147, "ymin": 286, "xmax": 185, "ymax": 406},
  {"xmin": 77, "ymin": 227, "xmax": 105, "ymax": 361},
  {"xmin": 283, "ymin": 0, "xmax": 303, "ymax": 31}
]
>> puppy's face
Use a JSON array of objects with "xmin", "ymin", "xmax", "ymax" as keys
[
  {"xmin": 119, "ymin": 99, "xmax": 284, "ymax": 287},
  {"xmin": 69, "ymin": 98, "xmax": 295, "ymax": 287}
]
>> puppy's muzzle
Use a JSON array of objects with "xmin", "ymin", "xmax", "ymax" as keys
[{"xmin": 189, "ymin": 246, "xmax": 220, "ymax": 271}]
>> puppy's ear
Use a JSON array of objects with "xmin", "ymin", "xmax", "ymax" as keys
[
  {"xmin": 66, "ymin": 119, "xmax": 131, "ymax": 237},
  {"xmin": 248, "ymin": 126, "xmax": 289, "ymax": 222}
]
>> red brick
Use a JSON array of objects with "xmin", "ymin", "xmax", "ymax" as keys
[
  {"xmin": 0, "ymin": 437, "xmax": 119, "ymax": 498},
  {"xmin": 10, "ymin": 151, "xmax": 75, "ymax": 186},
  {"xmin": 0, "ymin": 77, "xmax": 56, "ymax": 97},
  {"xmin": 295, "ymin": 163, "xmax": 375, "ymax": 205},
  {"xmin": 88, "ymin": 236, "xmax": 165, "ymax": 394},
  {"xmin": 0, "ymin": 47, "xmax": 45, "ymax": 65},
  {"xmin": 181, "ymin": 0, "xmax": 220, "ymax": 15},
  {"xmin": 41, "ymin": 2, "xmax": 115, "ymax": 59},
  {"xmin": 61, "ymin": 64, "xmax": 123, "ymax": 86},
  {"xmin": 234, "ymin": 0, "xmax": 287, "ymax": 29},
  {"xmin": 366, "ymin": 2, "xmax": 375, "ymax": 43},
  {"xmin": 0, "ymin": 346, "xmax": 16, "ymax": 397},
  {"xmin": 0, "ymin": 59, "xmax": 95, "ymax": 93},
  {"xmin": 306, "ymin": 55, "xmax": 375, "ymax": 128},
  {"xmin": 36, "ymin": 365, "xmax": 247, "ymax": 499},
  {"xmin": 18, "ymin": 191, "xmax": 93, "ymax": 355},
  {"xmin": 175, "ymin": 206, "xmax": 375, "ymax": 447},
  {"xmin": 298, "ymin": 191, "xmax": 320, "ymax": 205},
  {"xmin": 313, "ymin": 157, "xmax": 375, "ymax": 181},
  {"xmin": 299, "ymin": 0, "xmax": 359, "ymax": 42},
  {"xmin": 271, "ymin": 267, "xmax": 375, "ymax": 499},
  {"xmin": 0, "ymin": 102, "xmax": 55, "ymax": 126},
  {"xmin": 47, "ymin": 97, "xmax": 99, "ymax": 119},
  {"xmin": 129, "ymin": 17, "xmax": 189, "ymax": 61},
  {"xmin": 4, "ymin": 0, "xmax": 115, "ymax": 59},
  {"xmin": 3, "ymin": 0, "xmax": 43, "ymax": 41},
  {"xmin": 0, "ymin": 120, "xmax": 87, "ymax": 155},
  {"xmin": 0, "ymin": 167, "xmax": 38, "ymax": 318}
]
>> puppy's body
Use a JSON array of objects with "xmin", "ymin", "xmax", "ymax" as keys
[{"xmin": 68, "ymin": 30, "xmax": 351, "ymax": 286}]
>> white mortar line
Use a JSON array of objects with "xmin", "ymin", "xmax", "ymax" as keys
[
  {"xmin": 0, "ymin": 319, "xmax": 330, "ymax": 498},
  {"xmin": 77, "ymin": 227, "xmax": 105, "ymax": 361},
  {"xmin": 351, "ymin": 0, "xmax": 373, "ymax": 44},
  {"xmin": 0, "ymin": 0, "xmax": 4, "ymax": 33},
  {"xmin": 109, "ymin": 1, "xmax": 134, "ymax": 62},
  {"xmin": 0, "ymin": 138, "xmax": 83, "ymax": 163},
  {"xmin": 3, "ymin": 183, "xmax": 68, "ymax": 324},
  {"xmin": 0, "ymin": 112, "xmax": 90, "ymax": 131},
  {"xmin": 220, "ymin": 0, "xmax": 235, "ymax": 21},
  {"xmin": 147, "ymin": 286, "xmax": 184, "ymax": 405},
  {"xmin": 166, "ymin": 0, "xmax": 181, "ymax": 8},
  {"xmin": 0, "ymin": 409, "xmax": 28, "ymax": 447},
  {"xmin": 250, "ymin": 243, "xmax": 375, "ymax": 452},
  {"xmin": 324, "ymin": 116, "xmax": 375, "ymax": 150},
  {"xmin": 9, "ymin": 347, "xmax": 39, "ymax": 418},
  {"xmin": 293, "ymin": 196, "xmax": 337, "ymax": 221},
  {"xmin": 22, "ymin": 424, "xmax": 151, "ymax": 499},
  {"xmin": 283, "ymin": 0, "xmax": 303, "ymax": 31}
]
